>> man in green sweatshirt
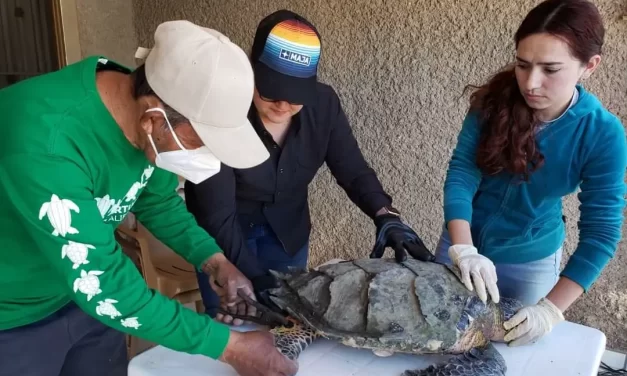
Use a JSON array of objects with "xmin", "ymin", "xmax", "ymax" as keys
[{"xmin": 0, "ymin": 20, "xmax": 298, "ymax": 376}]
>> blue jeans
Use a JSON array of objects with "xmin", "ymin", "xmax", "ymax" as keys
[
  {"xmin": 196, "ymin": 224, "xmax": 309, "ymax": 316},
  {"xmin": 435, "ymin": 226, "xmax": 562, "ymax": 306},
  {"xmin": 0, "ymin": 302, "xmax": 127, "ymax": 376}
]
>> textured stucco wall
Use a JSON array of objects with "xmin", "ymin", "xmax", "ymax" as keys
[
  {"xmin": 75, "ymin": 0, "xmax": 138, "ymax": 67},
  {"xmin": 130, "ymin": 0, "xmax": 627, "ymax": 351}
]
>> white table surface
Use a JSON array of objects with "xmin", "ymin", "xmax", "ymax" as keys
[{"xmin": 128, "ymin": 320, "xmax": 605, "ymax": 376}]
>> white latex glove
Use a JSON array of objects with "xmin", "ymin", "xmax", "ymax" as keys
[
  {"xmin": 448, "ymin": 244, "xmax": 499, "ymax": 303},
  {"xmin": 503, "ymin": 297, "xmax": 564, "ymax": 347}
]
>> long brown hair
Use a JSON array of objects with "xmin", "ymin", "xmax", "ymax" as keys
[{"xmin": 468, "ymin": 0, "xmax": 605, "ymax": 181}]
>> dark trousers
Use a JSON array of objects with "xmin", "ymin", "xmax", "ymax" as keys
[
  {"xmin": 196, "ymin": 224, "xmax": 309, "ymax": 316},
  {"xmin": 0, "ymin": 302, "xmax": 128, "ymax": 376}
]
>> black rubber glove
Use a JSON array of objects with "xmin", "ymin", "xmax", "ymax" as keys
[{"xmin": 369, "ymin": 214, "xmax": 435, "ymax": 263}]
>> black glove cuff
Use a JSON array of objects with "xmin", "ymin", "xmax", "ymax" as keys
[{"xmin": 374, "ymin": 213, "xmax": 403, "ymax": 228}]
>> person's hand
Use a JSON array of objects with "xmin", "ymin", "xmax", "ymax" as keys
[
  {"xmin": 448, "ymin": 244, "xmax": 499, "ymax": 303},
  {"xmin": 503, "ymin": 297, "xmax": 564, "ymax": 346},
  {"xmin": 370, "ymin": 214, "xmax": 435, "ymax": 263},
  {"xmin": 202, "ymin": 253, "xmax": 256, "ymax": 326},
  {"xmin": 220, "ymin": 330, "xmax": 299, "ymax": 376},
  {"xmin": 210, "ymin": 280, "xmax": 248, "ymax": 326}
]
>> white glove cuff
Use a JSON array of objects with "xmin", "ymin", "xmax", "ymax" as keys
[
  {"xmin": 538, "ymin": 297, "xmax": 565, "ymax": 321},
  {"xmin": 448, "ymin": 244, "xmax": 478, "ymax": 264}
]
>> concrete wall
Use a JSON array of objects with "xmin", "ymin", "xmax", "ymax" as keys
[
  {"xmin": 129, "ymin": 0, "xmax": 627, "ymax": 351},
  {"xmin": 75, "ymin": 0, "xmax": 137, "ymax": 67}
]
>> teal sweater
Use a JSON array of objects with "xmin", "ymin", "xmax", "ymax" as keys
[{"xmin": 443, "ymin": 85, "xmax": 626, "ymax": 291}]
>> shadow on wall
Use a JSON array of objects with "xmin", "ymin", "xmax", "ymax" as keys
[{"xmin": 129, "ymin": 0, "xmax": 627, "ymax": 352}]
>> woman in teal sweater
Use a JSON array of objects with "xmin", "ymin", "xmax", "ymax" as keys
[{"xmin": 438, "ymin": 0, "xmax": 627, "ymax": 347}]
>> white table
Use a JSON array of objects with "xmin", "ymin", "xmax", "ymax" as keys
[{"xmin": 128, "ymin": 320, "xmax": 605, "ymax": 376}]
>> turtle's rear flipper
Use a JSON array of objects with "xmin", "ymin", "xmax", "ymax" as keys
[{"xmin": 402, "ymin": 343, "xmax": 506, "ymax": 376}]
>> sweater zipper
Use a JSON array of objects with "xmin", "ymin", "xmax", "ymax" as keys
[{"xmin": 477, "ymin": 176, "xmax": 515, "ymax": 248}]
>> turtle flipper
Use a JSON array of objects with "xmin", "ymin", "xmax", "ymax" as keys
[
  {"xmin": 270, "ymin": 322, "xmax": 321, "ymax": 361},
  {"xmin": 401, "ymin": 343, "xmax": 506, "ymax": 376}
]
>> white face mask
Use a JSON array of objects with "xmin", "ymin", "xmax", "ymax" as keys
[{"xmin": 145, "ymin": 107, "xmax": 221, "ymax": 184}]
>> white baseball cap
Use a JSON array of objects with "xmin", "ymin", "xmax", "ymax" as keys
[{"xmin": 135, "ymin": 20, "xmax": 269, "ymax": 169}]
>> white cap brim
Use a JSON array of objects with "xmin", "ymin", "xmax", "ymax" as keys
[{"xmin": 190, "ymin": 118, "xmax": 270, "ymax": 169}]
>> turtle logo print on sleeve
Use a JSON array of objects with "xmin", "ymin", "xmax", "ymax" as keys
[
  {"xmin": 121, "ymin": 317, "xmax": 142, "ymax": 329},
  {"xmin": 141, "ymin": 165, "xmax": 154, "ymax": 182},
  {"xmin": 95, "ymin": 165, "xmax": 155, "ymax": 224},
  {"xmin": 39, "ymin": 194, "xmax": 80, "ymax": 236},
  {"xmin": 73, "ymin": 270, "xmax": 104, "ymax": 301},
  {"xmin": 96, "ymin": 298, "xmax": 122, "ymax": 319},
  {"xmin": 95, "ymin": 195, "xmax": 115, "ymax": 218},
  {"xmin": 61, "ymin": 240, "xmax": 95, "ymax": 269},
  {"xmin": 124, "ymin": 182, "xmax": 143, "ymax": 202}
]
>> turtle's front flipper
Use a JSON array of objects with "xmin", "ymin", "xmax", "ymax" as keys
[
  {"xmin": 270, "ymin": 322, "xmax": 321, "ymax": 361},
  {"xmin": 401, "ymin": 343, "xmax": 506, "ymax": 376}
]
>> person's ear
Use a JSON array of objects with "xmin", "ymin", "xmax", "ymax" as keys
[
  {"xmin": 139, "ymin": 111, "xmax": 162, "ymax": 138},
  {"xmin": 138, "ymin": 99, "xmax": 165, "ymax": 137},
  {"xmin": 580, "ymin": 55, "xmax": 601, "ymax": 80}
]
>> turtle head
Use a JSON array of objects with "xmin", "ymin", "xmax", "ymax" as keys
[
  {"xmin": 270, "ymin": 318, "xmax": 320, "ymax": 361},
  {"xmin": 256, "ymin": 267, "xmax": 323, "ymax": 359},
  {"xmin": 486, "ymin": 296, "xmax": 525, "ymax": 342},
  {"xmin": 458, "ymin": 295, "xmax": 524, "ymax": 343},
  {"xmin": 253, "ymin": 283, "xmax": 320, "ymax": 360}
]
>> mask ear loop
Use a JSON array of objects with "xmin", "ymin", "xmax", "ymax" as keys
[
  {"xmin": 147, "ymin": 134, "xmax": 160, "ymax": 156},
  {"xmin": 145, "ymin": 107, "xmax": 187, "ymax": 151}
]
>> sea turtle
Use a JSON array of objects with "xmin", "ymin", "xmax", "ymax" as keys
[
  {"xmin": 72, "ymin": 270, "xmax": 104, "ymax": 301},
  {"xmin": 121, "ymin": 317, "xmax": 142, "ymax": 329},
  {"xmin": 62, "ymin": 240, "xmax": 95, "ymax": 269},
  {"xmin": 96, "ymin": 298, "xmax": 122, "ymax": 319},
  {"xmin": 246, "ymin": 257, "xmax": 523, "ymax": 376},
  {"xmin": 95, "ymin": 194, "xmax": 115, "ymax": 218},
  {"xmin": 38, "ymin": 194, "xmax": 80, "ymax": 237}
]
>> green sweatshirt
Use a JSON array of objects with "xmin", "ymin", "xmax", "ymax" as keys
[{"xmin": 0, "ymin": 56, "xmax": 230, "ymax": 359}]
